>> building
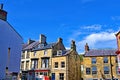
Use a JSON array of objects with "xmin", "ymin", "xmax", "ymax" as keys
[
  {"xmin": 83, "ymin": 43, "xmax": 120, "ymax": 80},
  {"xmin": 21, "ymin": 35, "xmax": 66, "ymax": 79},
  {"xmin": 21, "ymin": 35, "xmax": 81, "ymax": 80},
  {"xmin": 0, "ymin": 4, "xmax": 23, "ymax": 79},
  {"xmin": 51, "ymin": 40, "xmax": 81, "ymax": 80}
]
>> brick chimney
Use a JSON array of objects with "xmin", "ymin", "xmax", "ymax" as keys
[
  {"xmin": 85, "ymin": 43, "xmax": 89, "ymax": 52},
  {"xmin": 71, "ymin": 40, "xmax": 76, "ymax": 51},
  {"xmin": 39, "ymin": 34, "xmax": 47, "ymax": 44},
  {"xmin": 0, "ymin": 4, "xmax": 7, "ymax": 21},
  {"xmin": 57, "ymin": 38, "xmax": 63, "ymax": 43}
]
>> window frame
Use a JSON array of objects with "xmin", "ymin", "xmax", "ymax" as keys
[
  {"xmin": 116, "ymin": 66, "xmax": 120, "ymax": 75},
  {"xmin": 91, "ymin": 58, "xmax": 96, "ymax": 64},
  {"xmin": 61, "ymin": 62, "xmax": 65, "ymax": 68},
  {"xmin": 59, "ymin": 73, "xmax": 64, "ymax": 80},
  {"xmin": 86, "ymin": 68, "xmax": 91, "ymax": 75},
  {"xmin": 41, "ymin": 58, "xmax": 49, "ymax": 68},
  {"xmin": 92, "ymin": 66, "xmax": 97, "ymax": 75},
  {"xmin": 54, "ymin": 62, "xmax": 58, "ymax": 68},
  {"xmin": 104, "ymin": 66, "xmax": 109, "ymax": 74},
  {"xmin": 103, "ymin": 57, "xmax": 108, "ymax": 63}
]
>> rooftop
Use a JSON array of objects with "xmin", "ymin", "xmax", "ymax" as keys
[{"xmin": 84, "ymin": 49, "xmax": 117, "ymax": 57}]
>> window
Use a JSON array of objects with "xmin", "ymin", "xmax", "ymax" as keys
[
  {"xmin": 26, "ymin": 52, "xmax": 30, "ymax": 58},
  {"xmin": 22, "ymin": 53, "xmax": 25, "ymax": 59},
  {"xmin": 31, "ymin": 60, "xmax": 38, "ymax": 69},
  {"xmin": 116, "ymin": 57, "xmax": 118, "ymax": 63},
  {"xmin": 44, "ymin": 50, "xmax": 47, "ymax": 55},
  {"xmin": 39, "ymin": 72, "xmax": 48, "ymax": 76},
  {"xmin": 57, "ymin": 50, "xmax": 62, "ymax": 56},
  {"xmin": 41, "ymin": 58, "xmax": 49, "ymax": 68},
  {"xmin": 26, "ymin": 61, "xmax": 29, "ymax": 70},
  {"xmin": 104, "ymin": 66, "xmax": 109, "ymax": 74},
  {"xmin": 59, "ymin": 73, "xmax": 64, "ymax": 80},
  {"xmin": 55, "ymin": 62, "xmax": 58, "ymax": 68},
  {"xmin": 86, "ymin": 68, "xmax": 91, "ymax": 75},
  {"xmin": 116, "ymin": 66, "xmax": 120, "ymax": 75},
  {"xmin": 92, "ymin": 58, "xmax": 96, "ymax": 64},
  {"xmin": 92, "ymin": 66, "xmax": 97, "ymax": 74},
  {"xmin": 61, "ymin": 62, "xmax": 65, "ymax": 68},
  {"xmin": 34, "ymin": 51, "xmax": 36, "ymax": 56},
  {"xmin": 104, "ymin": 57, "xmax": 108, "ymax": 63},
  {"xmin": 21, "ymin": 61, "xmax": 24, "ymax": 70}
]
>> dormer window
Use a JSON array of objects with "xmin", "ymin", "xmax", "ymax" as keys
[
  {"xmin": 38, "ymin": 44, "xmax": 44, "ymax": 48},
  {"xmin": 57, "ymin": 50, "xmax": 62, "ymax": 56}
]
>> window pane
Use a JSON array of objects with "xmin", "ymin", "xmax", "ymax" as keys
[
  {"xmin": 116, "ymin": 57, "xmax": 118, "ymax": 63},
  {"xmin": 59, "ymin": 73, "xmax": 64, "ymax": 80},
  {"xmin": 92, "ymin": 58, "xmax": 96, "ymax": 64},
  {"xmin": 55, "ymin": 62, "xmax": 58, "ymax": 68},
  {"xmin": 41, "ymin": 58, "xmax": 49, "ymax": 68},
  {"xmin": 61, "ymin": 62, "xmax": 65, "ymax": 68},
  {"xmin": 104, "ymin": 66, "xmax": 109, "ymax": 74},
  {"xmin": 116, "ymin": 66, "xmax": 120, "ymax": 74},
  {"xmin": 92, "ymin": 66, "xmax": 97, "ymax": 74},
  {"xmin": 104, "ymin": 57, "xmax": 108, "ymax": 63},
  {"xmin": 86, "ymin": 68, "xmax": 91, "ymax": 75}
]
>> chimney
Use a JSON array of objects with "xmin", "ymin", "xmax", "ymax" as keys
[
  {"xmin": 71, "ymin": 40, "xmax": 76, "ymax": 51},
  {"xmin": 85, "ymin": 43, "xmax": 89, "ymax": 52},
  {"xmin": 27, "ymin": 38, "xmax": 35, "ymax": 45},
  {"xmin": 0, "ymin": 4, "xmax": 7, "ymax": 21},
  {"xmin": 39, "ymin": 34, "xmax": 47, "ymax": 44},
  {"xmin": 57, "ymin": 38, "xmax": 63, "ymax": 43}
]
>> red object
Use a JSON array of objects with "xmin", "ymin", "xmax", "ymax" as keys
[
  {"xmin": 44, "ymin": 76, "xmax": 49, "ymax": 80},
  {"xmin": 35, "ymin": 70, "xmax": 49, "ymax": 72},
  {"xmin": 116, "ymin": 50, "xmax": 120, "ymax": 54}
]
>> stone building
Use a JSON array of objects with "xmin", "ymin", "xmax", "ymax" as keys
[
  {"xmin": 21, "ymin": 35, "xmax": 81, "ymax": 80},
  {"xmin": 51, "ymin": 40, "xmax": 81, "ymax": 80},
  {"xmin": 83, "ymin": 43, "xmax": 120, "ymax": 80}
]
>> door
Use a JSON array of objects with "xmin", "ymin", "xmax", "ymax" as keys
[{"xmin": 51, "ymin": 73, "xmax": 55, "ymax": 80}]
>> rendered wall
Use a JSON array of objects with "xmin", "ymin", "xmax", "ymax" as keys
[{"xmin": 0, "ymin": 19, "xmax": 22, "ymax": 79}]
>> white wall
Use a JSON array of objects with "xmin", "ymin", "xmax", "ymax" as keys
[{"xmin": 0, "ymin": 19, "xmax": 22, "ymax": 79}]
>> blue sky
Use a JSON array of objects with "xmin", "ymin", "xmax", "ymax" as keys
[{"xmin": 1, "ymin": 0, "xmax": 120, "ymax": 53}]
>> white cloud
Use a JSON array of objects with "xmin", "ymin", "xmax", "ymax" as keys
[
  {"xmin": 81, "ymin": 0, "xmax": 95, "ymax": 3},
  {"xmin": 111, "ymin": 16, "xmax": 120, "ymax": 21},
  {"xmin": 82, "ymin": 24, "xmax": 102, "ymax": 30},
  {"xmin": 77, "ymin": 31, "xmax": 117, "ymax": 53}
]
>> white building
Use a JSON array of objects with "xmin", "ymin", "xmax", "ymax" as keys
[{"xmin": 0, "ymin": 4, "xmax": 23, "ymax": 79}]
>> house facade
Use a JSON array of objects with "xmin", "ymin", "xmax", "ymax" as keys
[
  {"xmin": 21, "ymin": 35, "xmax": 81, "ymax": 80},
  {"xmin": 21, "ymin": 35, "xmax": 66, "ymax": 79},
  {"xmin": 83, "ymin": 43, "xmax": 120, "ymax": 80},
  {"xmin": 0, "ymin": 4, "xmax": 23, "ymax": 79},
  {"xmin": 51, "ymin": 40, "xmax": 81, "ymax": 80}
]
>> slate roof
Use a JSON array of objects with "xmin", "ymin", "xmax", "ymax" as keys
[
  {"xmin": 34, "ymin": 43, "xmax": 56, "ymax": 51},
  {"xmin": 62, "ymin": 50, "xmax": 71, "ymax": 56},
  {"xmin": 84, "ymin": 49, "xmax": 117, "ymax": 57},
  {"xmin": 22, "ymin": 41, "xmax": 57, "ymax": 51},
  {"xmin": 23, "ymin": 41, "xmax": 39, "ymax": 50}
]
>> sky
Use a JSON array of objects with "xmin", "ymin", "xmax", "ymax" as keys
[{"xmin": 1, "ymin": 0, "xmax": 120, "ymax": 53}]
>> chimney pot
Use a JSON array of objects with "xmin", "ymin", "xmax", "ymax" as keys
[
  {"xmin": 85, "ymin": 43, "xmax": 89, "ymax": 52},
  {"xmin": 71, "ymin": 40, "xmax": 76, "ymax": 51},
  {"xmin": 39, "ymin": 34, "xmax": 47, "ymax": 44},
  {"xmin": 58, "ymin": 38, "xmax": 63, "ymax": 43},
  {"xmin": 0, "ymin": 4, "xmax": 7, "ymax": 21}
]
